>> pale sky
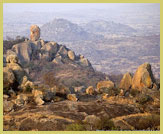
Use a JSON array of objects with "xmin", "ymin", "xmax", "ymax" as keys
[{"xmin": 3, "ymin": 3, "xmax": 160, "ymax": 13}]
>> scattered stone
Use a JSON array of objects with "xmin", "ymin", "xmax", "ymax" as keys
[
  {"xmin": 32, "ymin": 89, "xmax": 45, "ymax": 105},
  {"xmin": 67, "ymin": 94, "xmax": 78, "ymax": 101},
  {"xmin": 86, "ymin": 86, "xmax": 94, "ymax": 95},
  {"xmin": 6, "ymin": 55, "xmax": 18, "ymax": 63},
  {"xmin": 68, "ymin": 50, "xmax": 75, "ymax": 60},
  {"xmin": 32, "ymin": 89, "xmax": 43, "ymax": 98},
  {"xmin": 132, "ymin": 63, "xmax": 156, "ymax": 90},
  {"xmin": 119, "ymin": 72, "xmax": 132, "ymax": 91},
  {"xmin": 3, "ymin": 94, "xmax": 9, "ymax": 100},
  {"xmin": 119, "ymin": 89, "xmax": 124, "ymax": 96},
  {"xmin": 52, "ymin": 56, "xmax": 63, "ymax": 64},
  {"xmin": 97, "ymin": 80, "xmax": 115, "ymax": 92},
  {"xmin": 30, "ymin": 25, "xmax": 40, "ymax": 41},
  {"xmin": 14, "ymin": 94, "xmax": 28, "ymax": 106},
  {"xmin": 102, "ymin": 93, "xmax": 109, "ymax": 99},
  {"xmin": 80, "ymin": 58, "xmax": 91, "ymax": 67},
  {"xmin": 74, "ymin": 86, "xmax": 85, "ymax": 93},
  {"xmin": 35, "ymin": 96, "xmax": 45, "ymax": 105},
  {"xmin": 17, "ymin": 94, "xmax": 28, "ymax": 102},
  {"xmin": 3, "ymin": 100, "xmax": 14, "ymax": 112},
  {"xmin": 32, "ymin": 87, "xmax": 56, "ymax": 103}
]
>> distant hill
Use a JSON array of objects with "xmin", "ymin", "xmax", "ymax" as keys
[
  {"xmin": 40, "ymin": 18, "xmax": 103, "ymax": 42},
  {"xmin": 40, "ymin": 19, "xmax": 137, "ymax": 42},
  {"xmin": 82, "ymin": 20, "xmax": 137, "ymax": 35}
]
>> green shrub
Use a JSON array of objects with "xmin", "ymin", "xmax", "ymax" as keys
[
  {"xmin": 130, "ymin": 89, "xmax": 140, "ymax": 97},
  {"xmin": 135, "ymin": 114, "xmax": 160, "ymax": 130},
  {"xmin": 95, "ymin": 118, "xmax": 117, "ymax": 130},
  {"xmin": 25, "ymin": 85, "xmax": 32, "ymax": 92},
  {"xmin": 99, "ymin": 87, "xmax": 120, "ymax": 96},
  {"xmin": 65, "ymin": 118, "xmax": 118, "ymax": 131},
  {"xmin": 137, "ymin": 94, "xmax": 153, "ymax": 105},
  {"xmin": 65, "ymin": 123, "xmax": 86, "ymax": 131}
]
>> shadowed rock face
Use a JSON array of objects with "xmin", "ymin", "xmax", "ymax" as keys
[
  {"xmin": 30, "ymin": 25, "xmax": 40, "ymax": 41},
  {"xmin": 12, "ymin": 42, "xmax": 33, "ymax": 63},
  {"xmin": 119, "ymin": 72, "xmax": 132, "ymax": 91},
  {"xmin": 132, "ymin": 63, "xmax": 156, "ymax": 90},
  {"xmin": 3, "ymin": 67, "xmax": 15, "ymax": 89}
]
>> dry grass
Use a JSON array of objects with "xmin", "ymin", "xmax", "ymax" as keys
[{"xmin": 104, "ymin": 96, "xmax": 135, "ymax": 105}]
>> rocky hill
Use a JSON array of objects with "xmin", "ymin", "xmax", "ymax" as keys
[
  {"xmin": 3, "ymin": 25, "xmax": 160, "ymax": 131},
  {"xmin": 3, "ymin": 25, "xmax": 107, "ymax": 89}
]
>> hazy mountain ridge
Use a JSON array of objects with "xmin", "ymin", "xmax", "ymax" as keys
[
  {"xmin": 40, "ymin": 18, "xmax": 104, "ymax": 42},
  {"xmin": 82, "ymin": 20, "xmax": 137, "ymax": 36}
]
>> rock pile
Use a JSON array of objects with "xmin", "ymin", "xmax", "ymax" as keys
[
  {"xmin": 118, "ymin": 63, "xmax": 158, "ymax": 91},
  {"xmin": 3, "ymin": 54, "xmax": 34, "ymax": 92},
  {"xmin": 6, "ymin": 25, "xmax": 92, "ymax": 69}
]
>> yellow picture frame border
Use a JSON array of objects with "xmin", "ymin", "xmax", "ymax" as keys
[{"xmin": 0, "ymin": 0, "xmax": 161, "ymax": 134}]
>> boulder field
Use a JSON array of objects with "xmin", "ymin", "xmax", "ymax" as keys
[{"xmin": 3, "ymin": 25, "xmax": 160, "ymax": 131}]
